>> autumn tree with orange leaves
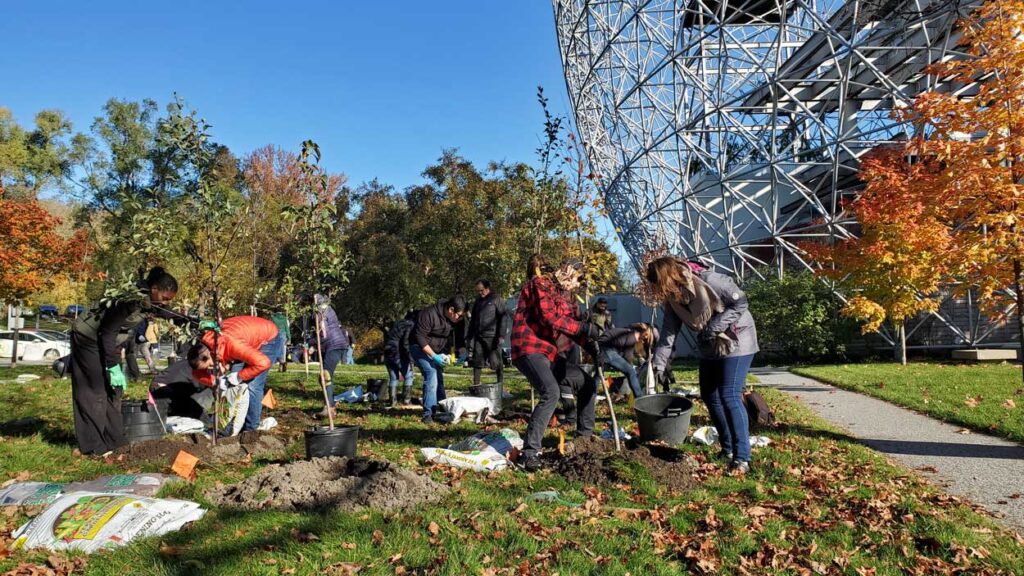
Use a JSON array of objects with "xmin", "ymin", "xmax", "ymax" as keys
[
  {"xmin": 0, "ymin": 187, "xmax": 90, "ymax": 365},
  {"xmin": 809, "ymin": 0, "xmax": 1024, "ymax": 372}
]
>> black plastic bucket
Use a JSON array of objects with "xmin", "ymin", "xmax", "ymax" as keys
[
  {"xmin": 468, "ymin": 382, "xmax": 503, "ymax": 416},
  {"xmin": 121, "ymin": 400, "xmax": 165, "ymax": 444},
  {"xmin": 304, "ymin": 425, "xmax": 360, "ymax": 459},
  {"xmin": 366, "ymin": 379, "xmax": 386, "ymax": 401},
  {"xmin": 634, "ymin": 394, "xmax": 693, "ymax": 445}
]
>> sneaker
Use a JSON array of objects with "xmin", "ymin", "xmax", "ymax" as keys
[
  {"xmin": 518, "ymin": 453, "xmax": 543, "ymax": 472},
  {"xmin": 421, "ymin": 414, "xmax": 433, "ymax": 424},
  {"xmin": 715, "ymin": 449, "xmax": 734, "ymax": 462},
  {"xmin": 728, "ymin": 460, "xmax": 751, "ymax": 475}
]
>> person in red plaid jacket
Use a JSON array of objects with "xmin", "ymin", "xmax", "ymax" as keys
[{"xmin": 512, "ymin": 253, "xmax": 602, "ymax": 471}]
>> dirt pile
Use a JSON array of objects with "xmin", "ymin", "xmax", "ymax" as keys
[
  {"xmin": 114, "ymin": 430, "xmax": 288, "ymax": 465},
  {"xmin": 549, "ymin": 437, "xmax": 697, "ymax": 493},
  {"xmin": 205, "ymin": 457, "xmax": 449, "ymax": 512}
]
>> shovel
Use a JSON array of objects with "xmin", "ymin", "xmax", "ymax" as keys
[{"xmin": 595, "ymin": 363, "xmax": 621, "ymax": 452}]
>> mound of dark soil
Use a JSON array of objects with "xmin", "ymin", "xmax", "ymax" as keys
[
  {"xmin": 113, "ymin": 430, "xmax": 288, "ymax": 465},
  {"xmin": 205, "ymin": 457, "xmax": 448, "ymax": 512},
  {"xmin": 549, "ymin": 437, "xmax": 697, "ymax": 493}
]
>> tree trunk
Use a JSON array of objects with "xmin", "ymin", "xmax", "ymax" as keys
[
  {"xmin": 893, "ymin": 321, "xmax": 907, "ymax": 365},
  {"xmin": 1014, "ymin": 258, "xmax": 1024, "ymax": 383}
]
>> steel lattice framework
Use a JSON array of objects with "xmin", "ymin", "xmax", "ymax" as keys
[{"xmin": 553, "ymin": 0, "xmax": 1013, "ymax": 348}]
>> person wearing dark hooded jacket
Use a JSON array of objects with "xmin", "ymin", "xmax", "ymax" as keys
[
  {"xmin": 70, "ymin": 267, "xmax": 179, "ymax": 455},
  {"xmin": 410, "ymin": 296, "xmax": 467, "ymax": 422},
  {"xmin": 599, "ymin": 323, "xmax": 658, "ymax": 398},
  {"xmin": 309, "ymin": 294, "xmax": 348, "ymax": 415},
  {"xmin": 467, "ymin": 279, "xmax": 509, "ymax": 388},
  {"xmin": 384, "ymin": 312, "xmax": 416, "ymax": 407}
]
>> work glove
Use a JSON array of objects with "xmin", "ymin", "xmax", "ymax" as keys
[
  {"xmin": 198, "ymin": 319, "xmax": 221, "ymax": 333},
  {"xmin": 107, "ymin": 364, "xmax": 127, "ymax": 389},
  {"xmin": 585, "ymin": 339, "xmax": 602, "ymax": 362},
  {"xmin": 216, "ymin": 372, "xmax": 241, "ymax": 391},
  {"xmin": 431, "ymin": 353, "xmax": 449, "ymax": 368}
]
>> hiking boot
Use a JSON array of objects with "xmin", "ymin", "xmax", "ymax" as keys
[
  {"xmin": 389, "ymin": 395, "xmax": 398, "ymax": 408},
  {"xmin": 728, "ymin": 460, "xmax": 751, "ymax": 475},
  {"xmin": 715, "ymin": 449, "xmax": 734, "ymax": 462},
  {"xmin": 518, "ymin": 453, "xmax": 543, "ymax": 472},
  {"xmin": 421, "ymin": 414, "xmax": 433, "ymax": 424}
]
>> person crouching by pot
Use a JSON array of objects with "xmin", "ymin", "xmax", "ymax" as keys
[
  {"xmin": 187, "ymin": 315, "xmax": 284, "ymax": 431},
  {"xmin": 410, "ymin": 296, "xmax": 467, "ymax": 423},
  {"xmin": 511, "ymin": 254, "xmax": 602, "ymax": 472},
  {"xmin": 646, "ymin": 256, "xmax": 759, "ymax": 474},
  {"xmin": 599, "ymin": 322, "xmax": 659, "ymax": 399},
  {"xmin": 70, "ymin": 267, "xmax": 179, "ymax": 456}
]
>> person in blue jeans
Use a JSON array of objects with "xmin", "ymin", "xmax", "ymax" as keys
[
  {"xmin": 599, "ymin": 323, "xmax": 657, "ymax": 398},
  {"xmin": 310, "ymin": 294, "xmax": 349, "ymax": 417},
  {"xmin": 410, "ymin": 296, "xmax": 466, "ymax": 422},
  {"xmin": 647, "ymin": 256, "xmax": 759, "ymax": 474}
]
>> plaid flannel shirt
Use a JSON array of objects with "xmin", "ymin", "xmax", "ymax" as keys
[{"xmin": 511, "ymin": 276, "xmax": 583, "ymax": 362}]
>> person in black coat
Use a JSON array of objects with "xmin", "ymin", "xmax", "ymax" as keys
[
  {"xmin": 70, "ymin": 267, "xmax": 179, "ymax": 455},
  {"xmin": 410, "ymin": 296, "xmax": 467, "ymax": 422},
  {"xmin": 467, "ymin": 279, "xmax": 509, "ymax": 388},
  {"xmin": 383, "ymin": 311, "xmax": 416, "ymax": 407}
]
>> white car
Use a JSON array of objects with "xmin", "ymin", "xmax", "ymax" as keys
[{"xmin": 0, "ymin": 330, "xmax": 71, "ymax": 362}]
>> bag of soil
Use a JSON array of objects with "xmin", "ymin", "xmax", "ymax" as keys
[{"xmin": 11, "ymin": 492, "xmax": 205, "ymax": 553}]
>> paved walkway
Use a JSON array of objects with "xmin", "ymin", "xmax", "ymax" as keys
[{"xmin": 754, "ymin": 368, "xmax": 1024, "ymax": 533}]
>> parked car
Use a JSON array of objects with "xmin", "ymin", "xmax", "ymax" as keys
[
  {"xmin": 64, "ymin": 305, "xmax": 86, "ymax": 318},
  {"xmin": 38, "ymin": 305, "xmax": 59, "ymax": 319},
  {"xmin": 0, "ymin": 330, "xmax": 72, "ymax": 362},
  {"xmin": 36, "ymin": 329, "xmax": 70, "ymax": 342}
]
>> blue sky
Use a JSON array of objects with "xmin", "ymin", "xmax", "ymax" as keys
[{"xmin": 3, "ymin": 2, "xmax": 616, "ymax": 231}]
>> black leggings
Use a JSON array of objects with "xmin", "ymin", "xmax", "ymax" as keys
[{"xmin": 71, "ymin": 333, "xmax": 125, "ymax": 455}]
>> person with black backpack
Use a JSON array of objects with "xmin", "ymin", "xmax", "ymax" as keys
[{"xmin": 384, "ymin": 312, "xmax": 416, "ymax": 407}]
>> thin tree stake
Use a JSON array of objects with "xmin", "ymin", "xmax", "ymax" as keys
[
  {"xmin": 597, "ymin": 364, "xmax": 621, "ymax": 452},
  {"xmin": 314, "ymin": 309, "xmax": 335, "ymax": 429}
]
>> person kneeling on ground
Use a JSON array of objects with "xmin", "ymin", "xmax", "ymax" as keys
[
  {"xmin": 384, "ymin": 311, "xmax": 416, "ymax": 407},
  {"xmin": 511, "ymin": 254, "xmax": 602, "ymax": 472},
  {"xmin": 410, "ymin": 296, "xmax": 466, "ymax": 423},
  {"xmin": 187, "ymin": 315, "xmax": 284, "ymax": 432},
  {"xmin": 646, "ymin": 256, "xmax": 759, "ymax": 474}
]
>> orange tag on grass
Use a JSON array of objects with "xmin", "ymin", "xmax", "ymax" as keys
[
  {"xmin": 262, "ymin": 389, "xmax": 277, "ymax": 409},
  {"xmin": 171, "ymin": 450, "xmax": 199, "ymax": 480}
]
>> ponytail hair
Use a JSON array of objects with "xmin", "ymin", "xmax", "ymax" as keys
[
  {"xmin": 526, "ymin": 253, "xmax": 547, "ymax": 279},
  {"xmin": 146, "ymin": 267, "xmax": 178, "ymax": 293}
]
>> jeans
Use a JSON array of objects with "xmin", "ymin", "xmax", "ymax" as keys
[
  {"xmin": 321, "ymin": 348, "xmax": 344, "ymax": 407},
  {"xmin": 514, "ymin": 353, "xmax": 561, "ymax": 456},
  {"xmin": 604, "ymin": 349, "xmax": 642, "ymax": 398},
  {"xmin": 699, "ymin": 354, "xmax": 754, "ymax": 462},
  {"xmin": 241, "ymin": 331, "xmax": 285, "ymax": 431},
  {"xmin": 411, "ymin": 347, "xmax": 446, "ymax": 418},
  {"xmin": 385, "ymin": 356, "xmax": 414, "ymax": 399},
  {"xmin": 343, "ymin": 347, "xmax": 354, "ymax": 365}
]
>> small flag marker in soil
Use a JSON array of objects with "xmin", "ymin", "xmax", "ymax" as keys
[{"xmin": 172, "ymin": 450, "xmax": 199, "ymax": 480}]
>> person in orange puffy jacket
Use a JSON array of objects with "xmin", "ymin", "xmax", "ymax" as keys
[{"xmin": 187, "ymin": 316, "xmax": 284, "ymax": 431}]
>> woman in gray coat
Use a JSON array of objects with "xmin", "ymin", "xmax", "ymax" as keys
[{"xmin": 646, "ymin": 256, "xmax": 759, "ymax": 473}]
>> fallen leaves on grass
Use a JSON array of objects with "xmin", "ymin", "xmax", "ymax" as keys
[
  {"xmin": 964, "ymin": 395, "xmax": 983, "ymax": 408},
  {"xmin": 1001, "ymin": 398, "xmax": 1016, "ymax": 409},
  {"xmin": 427, "ymin": 521, "xmax": 441, "ymax": 536}
]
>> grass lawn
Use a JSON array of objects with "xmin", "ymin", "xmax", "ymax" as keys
[
  {"xmin": 792, "ymin": 363, "xmax": 1024, "ymax": 443},
  {"xmin": 1, "ymin": 362, "xmax": 1022, "ymax": 575}
]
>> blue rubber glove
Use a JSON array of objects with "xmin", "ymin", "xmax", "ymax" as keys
[
  {"xmin": 431, "ymin": 353, "xmax": 448, "ymax": 368},
  {"xmin": 107, "ymin": 364, "xmax": 127, "ymax": 389}
]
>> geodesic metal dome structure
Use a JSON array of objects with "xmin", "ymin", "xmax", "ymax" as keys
[
  {"xmin": 553, "ymin": 0, "xmax": 1014, "ymax": 348},
  {"xmin": 553, "ymin": 0, "xmax": 976, "ymax": 276}
]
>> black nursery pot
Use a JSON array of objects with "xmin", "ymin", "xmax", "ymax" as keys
[{"xmin": 304, "ymin": 425, "xmax": 360, "ymax": 459}]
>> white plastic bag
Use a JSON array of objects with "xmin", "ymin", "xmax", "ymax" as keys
[
  {"xmin": 420, "ymin": 448, "xmax": 508, "ymax": 472},
  {"xmin": 436, "ymin": 396, "xmax": 492, "ymax": 424},
  {"xmin": 257, "ymin": 417, "xmax": 278, "ymax": 431},
  {"xmin": 639, "ymin": 361, "xmax": 656, "ymax": 395},
  {"xmin": 11, "ymin": 492, "xmax": 205, "ymax": 553},
  {"xmin": 221, "ymin": 384, "xmax": 249, "ymax": 437},
  {"xmin": 165, "ymin": 416, "xmax": 206, "ymax": 434},
  {"xmin": 334, "ymin": 385, "xmax": 364, "ymax": 404},
  {"xmin": 691, "ymin": 426, "xmax": 719, "ymax": 446},
  {"xmin": 750, "ymin": 436, "xmax": 772, "ymax": 448}
]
